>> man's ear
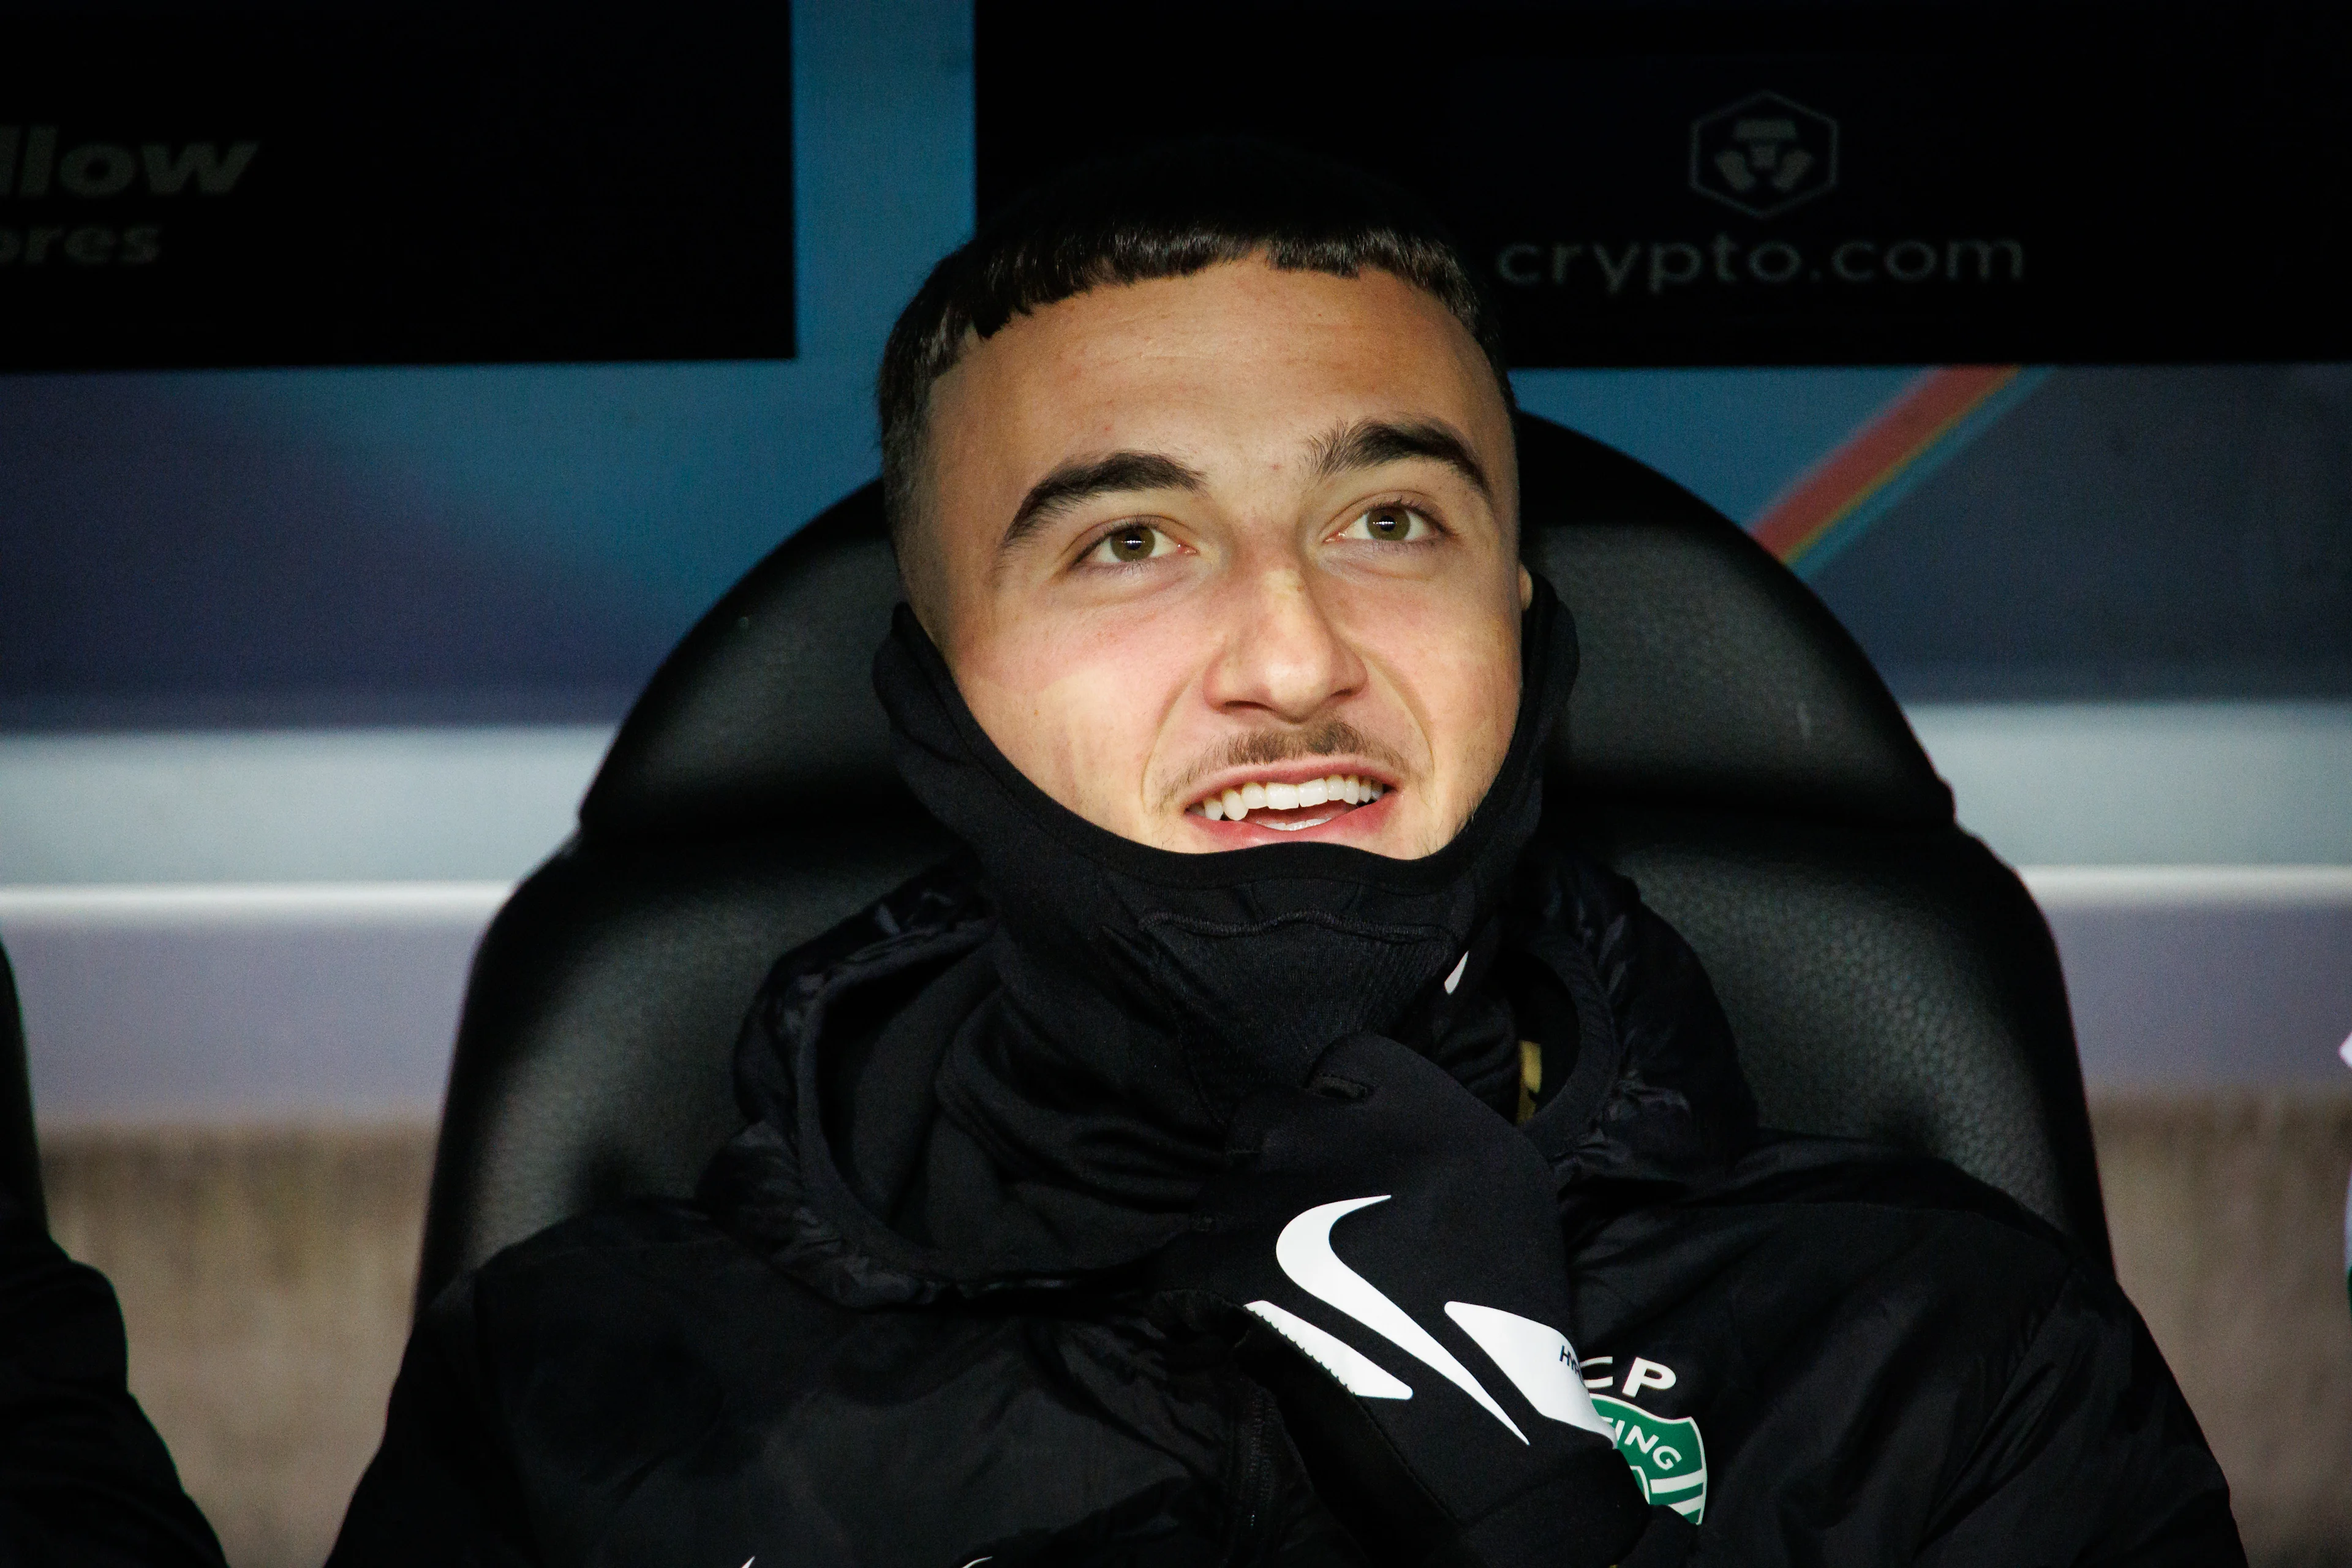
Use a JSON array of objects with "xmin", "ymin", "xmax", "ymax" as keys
[{"xmin": 1518, "ymin": 564, "xmax": 1533, "ymax": 610}]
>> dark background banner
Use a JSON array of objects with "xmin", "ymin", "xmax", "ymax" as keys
[
  {"xmin": 0, "ymin": 2, "xmax": 794, "ymax": 370},
  {"xmin": 978, "ymin": 1, "xmax": 2352, "ymax": 367}
]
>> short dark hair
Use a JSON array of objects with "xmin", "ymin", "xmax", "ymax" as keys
[{"xmin": 876, "ymin": 138, "xmax": 1514, "ymax": 575}]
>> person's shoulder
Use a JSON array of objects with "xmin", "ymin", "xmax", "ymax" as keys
[
  {"xmin": 1714, "ymin": 1134, "xmax": 2074, "ymax": 1231},
  {"xmin": 1585, "ymin": 1133, "xmax": 2107, "ymax": 1322},
  {"xmin": 470, "ymin": 1194, "xmax": 737, "ymax": 1275},
  {"xmin": 1716, "ymin": 1134, "xmax": 2092, "ymax": 1261}
]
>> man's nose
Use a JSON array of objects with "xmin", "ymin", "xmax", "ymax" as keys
[{"xmin": 1201, "ymin": 564, "xmax": 1366, "ymax": 723}]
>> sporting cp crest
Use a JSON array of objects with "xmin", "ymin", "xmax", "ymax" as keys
[{"xmin": 1591, "ymin": 1396, "xmax": 1708, "ymax": 1523}]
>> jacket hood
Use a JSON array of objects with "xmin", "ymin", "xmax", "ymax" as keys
[{"xmin": 701, "ymin": 851, "xmax": 1758, "ymax": 1310}]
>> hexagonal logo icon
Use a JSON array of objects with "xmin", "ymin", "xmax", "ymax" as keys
[{"xmin": 1689, "ymin": 91, "xmax": 1839, "ymax": 219}]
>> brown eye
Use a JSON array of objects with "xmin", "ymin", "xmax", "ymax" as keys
[
  {"xmin": 1086, "ymin": 523, "xmax": 1174, "ymax": 565},
  {"xmin": 1341, "ymin": 505, "xmax": 1434, "ymax": 543}
]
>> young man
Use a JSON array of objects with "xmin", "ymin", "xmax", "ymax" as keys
[{"xmin": 330, "ymin": 144, "xmax": 2241, "ymax": 1566}]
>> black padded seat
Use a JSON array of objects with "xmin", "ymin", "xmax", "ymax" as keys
[
  {"xmin": 3, "ymin": 939, "xmax": 43, "ymax": 1229},
  {"xmin": 417, "ymin": 413, "xmax": 2108, "ymax": 1307}
]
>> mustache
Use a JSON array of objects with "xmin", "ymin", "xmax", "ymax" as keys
[{"xmin": 1158, "ymin": 718, "xmax": 1413, "ymax": 808}]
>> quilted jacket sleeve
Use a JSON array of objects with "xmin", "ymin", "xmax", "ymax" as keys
[
  {"xmin": 1911, "ymin": 1265, "xmax": 2244, "ymax": 1567},
  {"xmin": 326, "ymin": 1274, "xmax": 537, "ymax": 1568}
]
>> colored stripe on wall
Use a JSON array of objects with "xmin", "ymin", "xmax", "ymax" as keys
[{"xmin": 1751, "ymin": 364, "xmax": 2047, "ymax": 576}]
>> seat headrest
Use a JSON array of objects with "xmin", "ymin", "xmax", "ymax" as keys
[{"xmin": 582, "ymin": 414, "xmax": 1950, "ymax": 842}]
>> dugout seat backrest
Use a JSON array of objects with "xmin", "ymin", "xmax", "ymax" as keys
[{"xmin": 413, "ymin": 413, "xmax": 2108, "ymax": 1306}]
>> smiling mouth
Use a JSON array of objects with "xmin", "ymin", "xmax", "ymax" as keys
[{"xmin": 1186, "ymin": 773, "xmax": 1387, "ymax": 832}]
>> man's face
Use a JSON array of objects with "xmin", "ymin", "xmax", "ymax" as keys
[{"xmin": 915, "ymin": 258, "xmax": 1528, "ymax": 859}]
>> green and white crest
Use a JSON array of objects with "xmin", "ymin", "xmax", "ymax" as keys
[{"xmin": 1591, "ymin": 1395, "xmax": 1708, "ymax": 1523}]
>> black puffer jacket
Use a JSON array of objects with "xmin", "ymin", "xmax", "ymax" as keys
[
  {"xmin": 329, "ymin": 848, "xmax": 2237, "ymax": 1566},
  {"xmin": 333, "ymin": 594, "xmax": 2239, "ymax": 1566}
]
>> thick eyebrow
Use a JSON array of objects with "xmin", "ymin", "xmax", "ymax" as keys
[
  {"xmin": 1002, "ymin": 451, "xmax": 1207, "ymax": 551},
  {"xmin": 1310, "ymin": 417, "xmax": 1492, "ymax": 499}
]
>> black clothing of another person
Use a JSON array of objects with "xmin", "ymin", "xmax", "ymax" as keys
[
  {"xmin": 330, "ymin": 582, "xmax": 2241, "ymax": 1566},
  {"xmin": 0, "ymin": 1191, "xmax": 227, "ymax": 1568}
]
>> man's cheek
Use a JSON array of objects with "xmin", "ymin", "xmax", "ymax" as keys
[
  {"xmin": 1401, "ymin": 630, "xmax": 1520, "ymax": 808},
  {"xmin": 1331, "ymin": 577, "xmax": 1512, "ymax": 666},
  {"xmin": 1374, "ymin": 614, "xmax": 1514, "ymax": 717},
  {"xmin": 1033, "ymin": 660, "xmax": 1186, "ymax": 807}
]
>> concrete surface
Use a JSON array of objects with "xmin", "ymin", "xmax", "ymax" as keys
[
  {"xmin": 2098, "ymin": 1092, "xmax": 2352, "ymax": 1567},
  {"xmin": 40, "ymin": 1125, "xmax": 432, "ymax": 1568}
]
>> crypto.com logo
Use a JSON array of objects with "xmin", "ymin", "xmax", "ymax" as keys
[{"xmin": 1689, "ymin": 92, "xmax": 1838, "ymax": 219}]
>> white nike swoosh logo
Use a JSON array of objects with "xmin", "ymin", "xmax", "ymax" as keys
[
  {"xmin": 1272, "ymin": 1196, "xmax": 1528, "ymax": 1443},
  {"xmin": 1442, "ymin": 1302, "xmax": 1613, "ymax": 1438},
  {"xmin": 1245, "ymin": 1300, "xmax": 1414, "ymax": 1400}
]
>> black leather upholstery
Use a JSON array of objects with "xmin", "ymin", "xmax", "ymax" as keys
[
  {"xmin": 2, "ymin": 938, "xmax": 44, "ymax": 1230},
  {"xmin": 417, "ymin": 413, "xmax": 2108, "ymax": 1306},
  {"xmin": 1515, "ymin": 421, "xmax": 2104, "ymax": 1259},
  {"xmin": 419, "ymin": 523, "xmax": 956, "ymax": 1305}
]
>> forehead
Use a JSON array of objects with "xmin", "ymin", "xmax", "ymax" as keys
[{"xmin": 926, "ymin": 261, "xmax": 1510, "ymax": 477}]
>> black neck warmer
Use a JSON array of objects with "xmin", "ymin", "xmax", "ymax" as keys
[{"xmin": 868, "ymin": 575, "xmax": 1581, "ymax": 1228}]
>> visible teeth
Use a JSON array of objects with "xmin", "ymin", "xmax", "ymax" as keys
[{"xmin": 1196, "ymin": 774, "xmax": 1387, "ymax": 820}]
